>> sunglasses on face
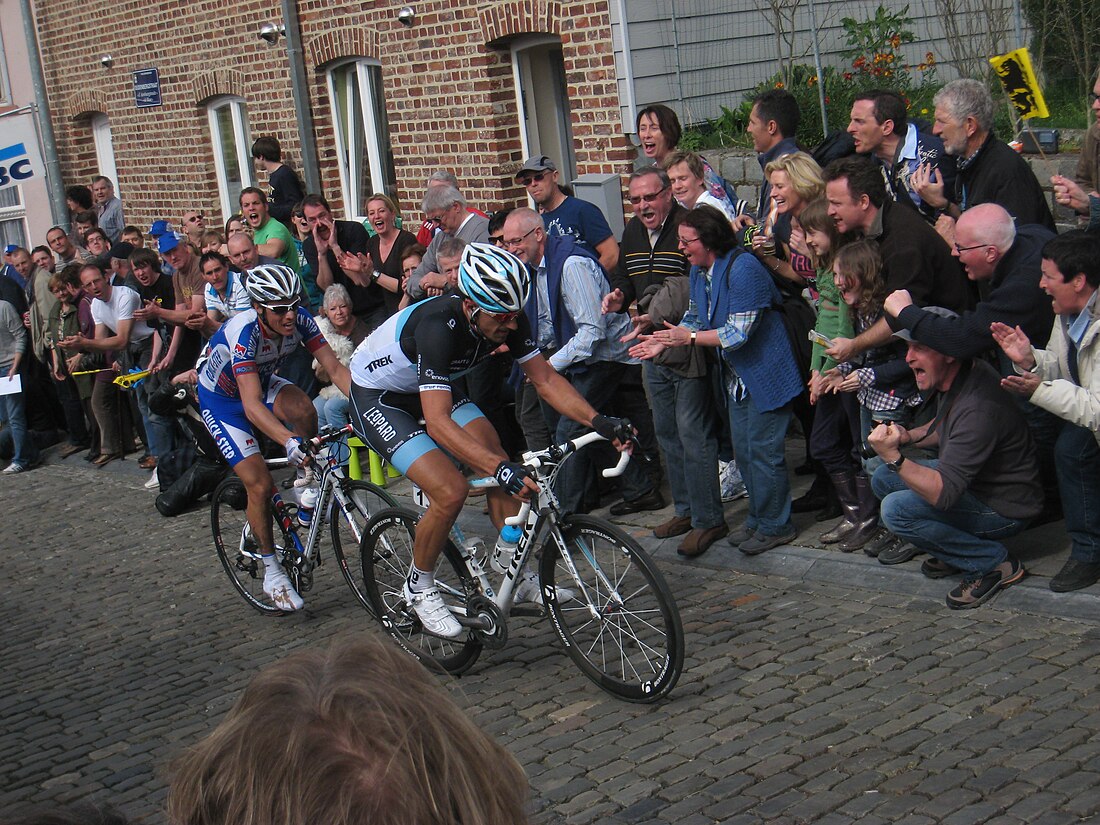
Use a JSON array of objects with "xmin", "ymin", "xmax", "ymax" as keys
[
  {"xmin": 628, "ymin": 186, "xmax": 669, "ymax": 205},
  {"xmin": 263, "ymin": 300, "xmax": 301, "ymax": 315},
  {"xmin": 186, "ymin": 214, "xmax": 204, "ymax": 222},
  {"xmin": 519, "ymin": 172, "xmax": 549, "ymax": 186},
  {"xmin": 487, "ymin": 310, "xmax": 521, "ymax": 322}
]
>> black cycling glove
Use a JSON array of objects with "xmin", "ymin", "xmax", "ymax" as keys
[
  {"xmin": 592, "ymin": 414, "xmax": 633, "ymax": 444},
  {"xmin": 494, "ymin": 461, "xmax": 534, "ymax": 496}
]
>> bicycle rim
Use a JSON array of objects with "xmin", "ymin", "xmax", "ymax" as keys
[
  {"xmin": 329, "ymin": 479, "xmax": 397, "ymax": 616},
  {"xmin": 210, "ymin": 478, "xmax": 286, "ymax": 615},
  {"xmin": 361, "ymin": 507, "xmax": 482, "ymax": 675},
  {"xmin": 541, "ymin": 515, "xmax": 684, "ymax": 702}
]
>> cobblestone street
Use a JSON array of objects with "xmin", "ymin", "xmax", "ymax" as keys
[{"xmin": 4, "ymin": 455, "xmax": 1100, "ymax": 824}]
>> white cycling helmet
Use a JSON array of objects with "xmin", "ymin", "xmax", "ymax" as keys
[
  {"xmin": 245, "ymin": 264, "xmax": 299, "ymax": 305},
  {"xmin": 458, "ymin": 243, "xmax": 530, "ymax": 314}
]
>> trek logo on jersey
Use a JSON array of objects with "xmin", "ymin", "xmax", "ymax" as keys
[{"xmin": 364, "ymin": 354, "xmax": 393, "ymax": 372}]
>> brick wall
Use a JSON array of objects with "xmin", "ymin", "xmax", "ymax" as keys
[{"xmin": 32, "ymin": 0, "xmax": 636, "ymax": 240}]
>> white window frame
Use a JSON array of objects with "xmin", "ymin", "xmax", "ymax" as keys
[
  {"xmin": 206, "ymin": 96, "xmax": 254, "ymax": 220},
  {"xmin": 0, "ymin": 185, "xmax": 28, "ymax": 249},
  {"xmin": 510, "ymin": 35, "xmax": 576, "ymax": 187},
  {"xmin": 0, "ymin": 28, "xmax": 12, "ymax": 108},
  {"xmin": 90, "ymin": 113, "xmax": 119, "ymax": 195},
  {"xmin": 326, "ymin": 59, "xmax": 393, "ymax": 221}
]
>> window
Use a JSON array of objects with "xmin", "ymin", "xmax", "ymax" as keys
[
  {"xmin": 326, "ymin": 60, "xmax": 395, "ymax": 221},
  {"xmin": 206, "ymin": 96, "xmax": 254, "ymax": 219},
  {"xmin": 90, "ymin": 114, "xmax": 118, "ymax": 194},
  {"xmin": 511, "ymin": 36, "xmax": 576, "ymax": 185},
  {"xmin": 0, "ymin": 187, "xmax": 28, "ymax": 249},
  {"xmin": 0, "ymin": 28, "xmax": 11, "ymax": 108}
]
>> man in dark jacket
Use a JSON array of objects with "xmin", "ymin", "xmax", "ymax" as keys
[
  {"xmin": 605, "ymin": 169, "xmax": 728, "ymax": 556},
  {"xmin": 912, "ymin": 78, "xmax": 1055, "ymax": 236}
]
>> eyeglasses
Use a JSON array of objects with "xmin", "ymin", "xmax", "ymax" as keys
[
  {"xmin": 186, "ymin": 214, "xmax": 204, "ymax": 223},
  {"xmin": 505, "ymin": 226, "xmax": 539, "ymax": 249},
  {"xmin": 953, "ymin": 242, "xmax": 988, "ymax": 255},
  {"xmin": 262, "ymin": 300, "xmax": 300, "ymax": 315},
  {"xmin": 1090, "ymin": 92, "xmax": 1100, "ymax": 104},
  {"xmin": 486, "ymin": 310, "xmax": 521, "ymax": 322},
  {"xmin": 519, "ymin": 172, "xmax": 549, "ymax": 186},
  {"xmin": 628, "ymin": 186, "xmax": 669, "ymax": 205},
  {"xmin": 487, "ymin": 235, "xmax": 504, "ymax": 245},
  {"xmin": 677, "ymin": 235, "xmax": 701, "ymax": 248}
]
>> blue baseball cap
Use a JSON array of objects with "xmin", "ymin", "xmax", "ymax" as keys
[
  {"xmin": 157, "ymin": 233, "xmax": 183, "ymax": 254},
  {"xmin": 150, "ymin": 220, "xmax": 172, "ymax": 238}
]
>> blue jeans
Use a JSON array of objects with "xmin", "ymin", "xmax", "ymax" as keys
[
  {"xmin": 871, "ymin": 460, "xmax": 1030, "ymax": 576},
  {"xmin": 1054, "ymin": 422, "xmax": 1100, "ymax": 563},
  {"xmin": 544, "ymin": 361, "xmax": 653, "ymax": 514},
  {"xmin": 133, "ymin": 380, "xmax": 175, "ymax": 458},
  {"xmin": 0, "ymin": 391, "xmax": 39, "ymax": 467},
  {"xmin": 644, "ymin": 361, "xmax": 723, "ymax": 529},
  {"xmin": 729, "ymin": 389, "xmax": 792, "ymax": 535},
  {"xmin": 314, "ymin": 394, "xmax": 351, "ymax": 429}
]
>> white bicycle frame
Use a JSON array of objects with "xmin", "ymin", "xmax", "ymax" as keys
[{"xmin": 411, "ymin": 431, "xmax": 630, "ymax": 629}]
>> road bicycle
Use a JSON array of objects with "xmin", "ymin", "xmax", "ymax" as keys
[
  {"xmin": 210, "ymin": 424, "xmax": 395, "ymax": 614},
  {"xmin": 359, "ymin": 431, "xmax": 684, "ymax": 702}
]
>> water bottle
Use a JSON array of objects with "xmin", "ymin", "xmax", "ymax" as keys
[
  {"xmin": 297, "ymin": 485, "xmax": 320, "ymax": 529},
  {"xmin": 490, "ymin": 524, "xmax": 523, "ymax": 574}
]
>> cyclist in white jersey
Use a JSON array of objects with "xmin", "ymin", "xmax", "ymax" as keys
[
  {"xmin": 349, "ymin": 243, "xmax": 633, "ymax": 638},
  {"xmin": 198, "ymin": 264, "xmax": 351, "ymax": 611}
]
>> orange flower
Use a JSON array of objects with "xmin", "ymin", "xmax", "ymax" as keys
[
  {"xmin": 926, "ymin": 52, "xmax": 935, "ymax": 63},
  {"xmin": 776, "ymin": 81, "xmax": 785, "ymax": 88},
  {"xmin": 843, "ymin": 71, "xmax": 854, "ymax": 81}
]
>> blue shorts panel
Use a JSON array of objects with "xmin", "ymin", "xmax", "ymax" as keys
[{"xmin": 198, "ymin": 378, "xmax": 290, "ymax": 467}]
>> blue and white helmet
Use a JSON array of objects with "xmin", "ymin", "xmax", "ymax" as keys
[
  {"xmin": 245, "ymin": 264, "xmax": 300, "ymax": 305},
  {"xmin": 457, "ymin": 243, "xmax": 530, "ymax": 314}
]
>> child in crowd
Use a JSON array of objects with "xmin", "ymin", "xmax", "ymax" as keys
[
  {"xmin": 798, "ymin": 198, "xmax": 866, "ymax": 546},
  {"xmin": 396, "ymin": 244, "xmax": 426, "ymax": 312},
  {"xmin": 820, "ymin": 239, "xmax": 919, "ymax": 554},
  {"xmin": 200, "ymin": 230, "xmax": 225, "ymax": 254}
]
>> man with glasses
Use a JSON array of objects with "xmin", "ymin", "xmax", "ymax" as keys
[
  {"xmin": 515, "ymin": 155, "xmax": 619, "ymax": 272},
  {"xmin": 197, "ymin": 264, "xmax": 350, "ymax": 612},
  {"xmin": 405, "ymin": 185, "xmax": 488, "ymax": 303},
  {"xmin": 503, "ymin": 207, "xmax": 661, "ymax": 516},
  {"xmin": 181, "ymin": 210, "xmax": 207, "ymax": 249},
  {"xmin": 301, "ymin": 193, "xmax": 379, "ymax": 324},
  {"xmin": 883, "ymin": 202, "xmax": 1061, "ymax": 524}
]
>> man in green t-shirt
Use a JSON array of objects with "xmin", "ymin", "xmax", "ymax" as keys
[{"xmin": 240, "ymin": 187, "xmax": 299, "ymax": 272}]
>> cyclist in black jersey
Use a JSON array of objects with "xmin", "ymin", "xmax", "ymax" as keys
[{"xmin": 348, "ymin": 243, "xmax": 632, "ymax": 638}]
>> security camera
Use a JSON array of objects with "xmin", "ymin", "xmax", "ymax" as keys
[
  {"xmin": 100, "ymin": 54, "xmax": 114, "ymax": 69},
  {"xmin": 397, "ymin": 6, "xmax": 415, "ymax": 26},
  {"xmin": 258, "ymin": 23, "xmax": 283, "ymax": 45}
]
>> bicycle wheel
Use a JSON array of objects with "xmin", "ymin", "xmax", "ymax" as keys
[
  {"xmin": 210, "ymin": 477, "xmax": 289, "ymax": 615},
  {"xmin": 328, "ymin": 479, "xmax": 397, "ymax": 615},
  {"xmin": 540, "ymin": 515, "xmax": 684, "ymax": 702},
  {"xmin": 361, "ymin": 507, "xmax": 482, "ymax": 675}
]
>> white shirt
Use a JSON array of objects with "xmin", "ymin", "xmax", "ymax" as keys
[{"xmin": 91, "ymin": 284, "xmax": 154, "ymax": 342}]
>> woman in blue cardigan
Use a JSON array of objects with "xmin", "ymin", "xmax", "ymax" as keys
[{"xmin": 632, "ymin": 205, "xmax": 802, "ymax": 554}]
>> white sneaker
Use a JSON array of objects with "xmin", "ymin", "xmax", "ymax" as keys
[
  {"xmin": 514, "ymin": 570, "xmax": 574, "ymax": 605},
  {"xmin": 720, "ymin": 460, "xmax": 748, "ymax": 502},
  {"xmin": 263, "ymin": 567, "xmax": 305, "ymax": 611},
  {"xmin": 144, "ymin": 468, "xmax": 159, "ymax": 489},
  {"xmin": 403, "ymin": 582, "xmax": 463, "ymax": 638}
]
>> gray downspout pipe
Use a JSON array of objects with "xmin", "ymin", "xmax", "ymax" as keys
[
  {"xmin": 280, "ymin": 0, "xmax": 320, "ymax": 194},
  {"xmin": 19, "ymin": 0, "xmax": 68, "ymax": 228}
]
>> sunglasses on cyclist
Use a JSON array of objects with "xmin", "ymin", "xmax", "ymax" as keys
[{"xmin": 262, "ymin": 300, "xmax": 301, "ymax": 315}]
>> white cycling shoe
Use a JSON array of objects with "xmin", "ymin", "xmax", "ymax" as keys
[
  {"xmin": 514, "ymin": 570, "xmax": 574, "ymax": 605},
  {"xmin": 403, "ymin": 582, "xmax": 464, "ymax": 639},
  {"xmin": 263, "ymin": 567, "xmax": 304, "ymax": 611}
]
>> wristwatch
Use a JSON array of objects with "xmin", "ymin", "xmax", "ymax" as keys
[
  {"xmin": 689, "ymin": 331, "xmax": 697, "ymax": 346},
  {"xmin": 886, "ymin": 454, "xmax": 906, "ymax": 472}
]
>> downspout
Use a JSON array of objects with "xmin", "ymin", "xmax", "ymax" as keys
[
  {"xmin": 280, "ymin": 0, "xmax": 320, "ymax": 194},
  {"xmin": 612, "ymin": 0, "xmax": 637, "ymax": 133},
  {"xmin": 18, "ymin": 0, "xmax": 67, "ymax": 228}
]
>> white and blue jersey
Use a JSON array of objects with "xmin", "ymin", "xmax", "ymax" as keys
[
  {"xmin": 203, "ymin": 270, "xmax": 252, "ymax": 321},
  {"xmin": 197, "ymin": 307, "xmax": 326, "ymax": 466}
]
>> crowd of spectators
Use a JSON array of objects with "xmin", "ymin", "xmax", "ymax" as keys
[{"xmin": 3, "ymin": 71, "xmax": 1100, "ymax": 610}]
